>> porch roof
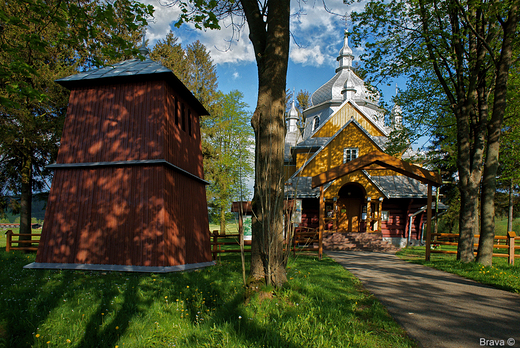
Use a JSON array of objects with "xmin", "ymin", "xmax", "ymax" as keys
[{"xmin": 312, "ymin": 150, "xmax": 442, "ymax": 189}]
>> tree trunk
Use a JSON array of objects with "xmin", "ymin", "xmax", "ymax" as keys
[
  {"xmin": 455, "ymin": 99, "xmax": 484, "ymax": 263},
  {"xmin": 476, "ymin": 2, "xmax": 518, "ymax": 266},
  {"xmin": 241, "ymin": 0, "xmax": 290, "ymax": 287},
  {"xmin": 220, "ymin": 206, "xmax": 226, "ymax": 235},
  {"xmin": 20, "ymin": 153, "xmax": 32, "ymax": 242}
]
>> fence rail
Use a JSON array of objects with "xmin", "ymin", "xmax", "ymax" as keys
[
  {"xmin": 430, "ymin": 231, "xmax": 519, "ymax": 265},
  {"xmin": 210, "ymin": 231, "xmax": 251, "ymax": 260},
  {"xmin": 210, "ymin": 228, "xmax": 323, "ymax": 260},
  {"xmin": 4, "ymin": 230, "xmax": 41, "ymax": 252}
]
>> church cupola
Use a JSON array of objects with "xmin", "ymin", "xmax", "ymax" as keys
[
  {"xmin": 285, "ymin": 93, "xmax": 303, "ymax": 146},
  {"xmin": 336, "ymin": 28, "xmax": 354, "ymax": 73},
  {"xmin": 391, "ymin": 104, "xmax": 403, "ymax": 129},
  {"xmin": 287, "ymin": 99, "xmax": 299, "ymax": 133},
  {"xmin": 390, "ymin": 85, "xmax": 403, "ymax": 129}
]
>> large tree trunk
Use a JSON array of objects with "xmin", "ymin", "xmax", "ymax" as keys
[
  {"xmin": 477, "ymin": 3, "xmax": 518, "ymax": 266},
  {"xmin": 241, "ymin": 0, "xmax": 290, "ymax": 287},
  {"xmin": 419, "ymin": 1, "xmax": 485, "ymax": 262},
  {"xmin": 20, "ymin": 153, "xmax": 32, "ymax": 242},
  {"xmin": 455, "ymin": 97, "xmax": 485, "ymax": 262}
]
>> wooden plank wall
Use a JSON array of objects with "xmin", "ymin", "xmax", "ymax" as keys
[
  {"xmin": 37, "ymin": 79, "xmax": 210, "ymax": 267},
  {"xmin": 164, "ymin": 83, "xmax": 204, "ymax": 179},
  {"xmin": 57, "ymin": 82, "xmax": 165, "ymax": 164},
  {"xmin": 37, "ymin": 167, "xmax": 162, "ymax": 265},
  {"xmin": 381, "ymin": 200, "xmax": 427, "ymax": 239}
]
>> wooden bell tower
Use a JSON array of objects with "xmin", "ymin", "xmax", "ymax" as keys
[{"xmin": 28, "ymin": 54, "xmax": 213, "ymax": 272}]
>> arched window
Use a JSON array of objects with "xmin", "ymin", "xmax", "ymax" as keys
[{"xmin": 312, "ymin": 116, "xmax": 320, "ymax": 132}]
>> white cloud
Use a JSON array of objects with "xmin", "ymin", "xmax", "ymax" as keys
[
  {"xmin": 233, "ymin": 71, "xmax": 240, "ymax": 79},
  {"xmin": 141, "ymin": 0, "xmax": 365, "ymax": 68},
  {"xmin": 291, "ymin": 45, "xmax": 326, "ymax": 66},
  {"xmin": 197, "ymin": 17, "xmax": 255, "ymax": 65},
  {"xmin": 142, "ymin": 0, "xmax": 183, "ymax": 44}
]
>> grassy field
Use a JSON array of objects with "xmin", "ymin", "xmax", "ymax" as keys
[
  {"xmin": 397, "ymin": 247, "xmax": 520, "ymax": 293},
  {"xmin": 0, "ymin": 248, "xmax": 418, "ymax": 348}
]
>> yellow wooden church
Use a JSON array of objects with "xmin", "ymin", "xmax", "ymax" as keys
[{"xmin": 284, "ymin": 30, "xmax": 441, "ymax": 248}]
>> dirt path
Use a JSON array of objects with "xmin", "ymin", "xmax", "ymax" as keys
[{"xmin": 327, "ymin": 251, "xmax": 520, "ymax": 348}]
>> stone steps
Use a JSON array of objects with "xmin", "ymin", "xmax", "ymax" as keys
[{"xmin": 322, "ymin": 232, "xmax": 400, "ymax": 253}]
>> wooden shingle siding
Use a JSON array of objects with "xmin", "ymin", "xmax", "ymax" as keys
[
  {"xmin": 57, "ymin": 82, "xmax": 166, "ymax": 164},
  {"xmin": 36, "ymin": 64, "xmax": 211, "ymax": 270}
]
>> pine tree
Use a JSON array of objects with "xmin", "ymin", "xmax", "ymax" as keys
[{"xmin": 0, "ymin": 0, "xmax": 153, "ymax": 238}]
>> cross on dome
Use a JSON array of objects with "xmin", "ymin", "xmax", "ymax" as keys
[{"xmin": 337, "ymin": 13, "xmax": 353, "ymax": 71}]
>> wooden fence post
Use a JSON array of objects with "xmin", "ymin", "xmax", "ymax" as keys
[
  {"xmin": 212, "ymin": 230, "xmax": 218, "ymax": 260},
  {"xmin": 5, "ymin": 230, "xmax": 12, "ymax": 253},
  {"xmin": 508, "ymin": 231, "xmax": 516, "ymax": 265}
]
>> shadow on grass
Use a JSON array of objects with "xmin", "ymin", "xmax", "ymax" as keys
[{"xmin": 1, "ymin": 250, "xmax": 414, "ymax": 348}]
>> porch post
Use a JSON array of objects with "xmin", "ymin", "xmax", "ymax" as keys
[
  {"xmin": 425, "ymin": 183, "xmax": 433, "ymax": 261},
  {"xmin": 366, "ymin": 198, "xmax": 372, "ymax": 233},
  {"xmin": 319, "ymin": 186, "xmax": 324, "ymax": 260},
  {"xmin": 377, "ymin": 198, "xmax": 383, "ymax": 233}
]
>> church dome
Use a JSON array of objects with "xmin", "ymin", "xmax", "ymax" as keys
[
  {"xmin": 310, "ymin": 29, "xmax": 380, "ymax": 107},
  {"xmin": 288, "ymin": 101, "xmax": 299, "ymax": 119}
]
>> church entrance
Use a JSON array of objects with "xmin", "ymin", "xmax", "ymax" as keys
[{"xmin": 337, "ymin": 184, "xmax": 365, "ymax": 232}]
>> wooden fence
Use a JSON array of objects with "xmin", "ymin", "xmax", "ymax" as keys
[
  {"xmin": 210, "ymin": 231, "xmax": 251, "ymax": 260},
  {"xmin": 4, "ymin": 230, "xmax": 41, "ymax": 252},
  {"xmin": 291, "ymin": 228, "xmax": 322, "ymax": 258},
  {"xmin": 430, "ymin": 231, "xmax": 519, "ymax": 265},
  {"xmin": 210, "ymin": 228, "xmax": 323, "ymax": 260}
]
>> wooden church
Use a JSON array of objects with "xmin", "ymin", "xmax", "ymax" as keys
[
  {"xmin": 26, "ymin": 45, "xmax": 213, "ymax": 272},
  {"xmin": 284, "ymin": 30, "xmax": 441, "ymax": 248}
]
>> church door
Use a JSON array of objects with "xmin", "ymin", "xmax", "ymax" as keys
[{"xmin": 337, "ymin": 184, "xmax": 365, "ymax": 233}]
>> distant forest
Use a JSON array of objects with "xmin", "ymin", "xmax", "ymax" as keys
[{"xmin": 1, "ymin": 193, "xmax": 47, "ymax": 222}]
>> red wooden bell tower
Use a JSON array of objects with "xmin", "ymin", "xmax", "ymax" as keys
[{"xmin": 28, "ymin": 54, "xmax": 213, "ymax": 272}]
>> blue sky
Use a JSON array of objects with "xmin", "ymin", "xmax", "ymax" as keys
[
  {"xmin": 141, "ymin": 1, "xmax": 425, "ymax": 199},
  {"xmin": 143, "ymin": 0, "xmax": 402, "ymax": 115}
]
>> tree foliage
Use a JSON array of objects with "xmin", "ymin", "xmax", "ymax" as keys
[
  {"xmin": 204, "ymin": 90, "xmax": 254, "ymax": 232},
  {"xmin": 351, "ymin": 0, "xmax": 520, "ymax": 264},
  {"xmin": 0, "ymin": 0, "xmax": 153, "ymax": 235},
  {"xmin": 150, "ymin": 31, "xmax": 219, "ymax": 116},
  {"xmin": 169, "ymin": 0, "xmax": 291, "ymax": 286}
]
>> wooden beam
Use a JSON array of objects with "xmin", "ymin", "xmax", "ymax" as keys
[
  {"xmin": 319, "ymin": 186, "xmax": 324, "ymax": 260},
  {"xmin": 311, "ymin": 150, "xmax": 442, "ymax": 188}
]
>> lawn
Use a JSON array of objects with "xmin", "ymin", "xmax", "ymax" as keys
[
  {"xmin": 0, "ymin": 248, "xmax": 418, "ymax": 348},
  {"xmin": 396, "ymin": 246, "xmax": 520, "ymax": 293}
]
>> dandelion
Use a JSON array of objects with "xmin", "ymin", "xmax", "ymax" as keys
[
  {"xmin": 36, "ymin": 334, "xmax": 40, "ymax": 338},
  {"xmin": 116, "ymin": 326, "xmax": 119, "ymax": 330},
  {"xmin": 187, "ymin": 285, "xmax": 189, "ymax": 288},
  {"xmin": 67, "ymin": 339, "xmax": 71, "ymax": 343}
]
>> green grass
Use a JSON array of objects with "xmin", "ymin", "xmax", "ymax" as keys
[
  {"xmin": 494, "ymin": 217, "xmax": 520, "ymax": 236},
  {"xmin": 396, "ymin": 247, "xmax": 520, "ymax": 293},
  {"xmin": 0, "ymin": 250, "xmax": 418, "ymax": 348}
]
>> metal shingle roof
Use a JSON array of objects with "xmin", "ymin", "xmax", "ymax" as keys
[
  {"xmin": 56, "ymin": 59, "xmax": 171, "ymax": 84},
  {"xmin": 55, "ymin": 58, "xmax": 209, "ymax": 116}
]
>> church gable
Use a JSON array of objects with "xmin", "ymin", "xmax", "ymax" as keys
[
  {"xmin": 313, "ymin": 101, "xmax": 386, "ymax": 138},
  {"xmin": 298, "ymin": 120, "xmax": 382, "ymax": 177}
]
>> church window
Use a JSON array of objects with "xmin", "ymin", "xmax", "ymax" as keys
[
  {"xmin": 343, "ymin": 147, "xmax": 358, "ymax": 163},
  {"xmin": 312, "ymin": 116, "xmax": 320, "ymax": 132}
]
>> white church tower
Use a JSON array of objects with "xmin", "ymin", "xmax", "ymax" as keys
[{"xmin": 300, "ymin": 20, "xmax": 386, "ymax": 140}]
